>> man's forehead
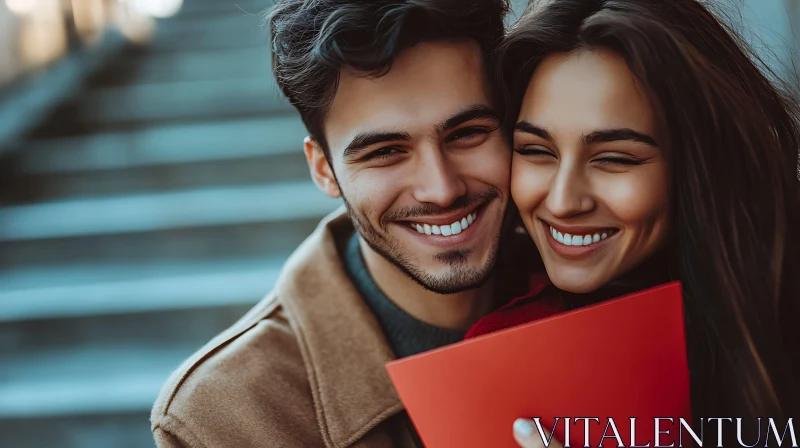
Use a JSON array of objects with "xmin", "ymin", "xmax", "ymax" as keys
[{"xmin": 324, "ymin": 40, "xmax": 492, "ymax": 152}]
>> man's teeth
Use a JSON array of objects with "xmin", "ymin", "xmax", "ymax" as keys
[
  {"xmin": 550, "ymin": 226, "xmax": 610, "ymax": 247},
  {"xmin": 411, "ymin": 211, "xmax": 478, "ymax": 236}
]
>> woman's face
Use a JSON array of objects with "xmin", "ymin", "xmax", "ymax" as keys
[{"xmin": 511, "ymin": 48, "xmax": 670, "ymax": 293}]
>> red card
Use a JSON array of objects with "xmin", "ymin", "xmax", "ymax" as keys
[{"xmin": 386, "ymin": 281, "xmax": 691, "ymax": 448}]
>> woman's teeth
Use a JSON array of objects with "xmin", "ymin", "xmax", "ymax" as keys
[
  {"xmin": 550, "ymin": 226, "xmax": 610, "ymax": 247},
  {"xmin": 411, "ymin": 211, "xmax": 477, "ymax": 236}
]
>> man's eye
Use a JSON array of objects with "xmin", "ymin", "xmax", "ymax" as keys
[
  {"xmin": 365, "ymin": 147, "xmax": 400, "ymax": 160},
  {"xmin": 448, "ymin": 127, "xmax": 488, "ymax": 142}
]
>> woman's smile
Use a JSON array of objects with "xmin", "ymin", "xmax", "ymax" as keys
[{"xmin": 540, "ymin": 219, "xmax": 619, "ymax": 259}]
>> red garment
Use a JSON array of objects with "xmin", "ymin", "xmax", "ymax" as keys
[{"xmin": 465, "ymin": 272, "xmax": 566, "ymax": 339}]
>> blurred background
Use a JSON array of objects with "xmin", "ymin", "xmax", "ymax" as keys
[{"xmin": 0, "ymin": 0, "xmax": 796, "ymax": 447}]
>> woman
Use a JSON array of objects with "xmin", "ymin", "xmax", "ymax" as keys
[{"xmin": 463, "ymin": 0, "xmax": 800, "ymax": 445}]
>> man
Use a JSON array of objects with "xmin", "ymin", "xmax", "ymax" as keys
[{"xmin": 151, "ymin": 0, "xmax": 515, "ymax": 446}]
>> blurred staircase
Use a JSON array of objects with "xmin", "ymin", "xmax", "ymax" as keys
[{"xmin": 0, "ymin": 1, "xmax": 339, "ymax": 447}]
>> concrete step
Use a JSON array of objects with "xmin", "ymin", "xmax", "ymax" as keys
[
  {"xmin": 164, "ymin": 0, "xmax": 269, "ymax": 18},
  {"xmin": 6, "ymin": 116, "xmax": 309, "ymax": 202},
  {"xmin": 144, "ymin": 13, "xmax": 267, "ymax": 53},
  {"xmin": 0, "ymin": 345, "xmax": 189, "ymax": 418},
  {"xmin": 9, "ymin": 154, "xmax": 310, "ymax": 202},
  {"xmin": 154, "ymin": 12, "xmax": 266, "ymax": 37},
  {"xmin": 0, "ymin": 31, "xmax": 127, "ymax": 154},
  {"xmin": 8, "ymin": 151, "xmax": 309, "ymax": 202},
  {"xmin": 17, "ymin": 116, "xmax": 305, "ymax": 173},
  {"xmin": 0, "ymin": 294, "xmax": 255, "ymax": 442},
  {"xmin": 87, "ymin": 47, "xmax": 270, "ymax": 86},
  {"xmin": 0, "ymin": 218, "xmax": 325, "ymax": 268},
  {"xmin": 0, "ymin": 255, "xmax": 286, "ymax": 322},
  {"xmin": 0, "ymin": 181, "xmax": 340, "ymax": 268},
  {"xmin": 0, "ymin": 304, "xmax": 251, "ymax": 361},
  {"xmin": 36, "ymin": 77, "xmax": 290, "ymax": 134},
  {"xmin": 0, "ymin": 411, "xmax": 153, "ymax": 448},
  {"xmin": 0, "ymin": 181, "xmax": 336, "ymax": 242}
]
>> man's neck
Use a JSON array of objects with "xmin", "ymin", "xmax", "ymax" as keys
[{"xmin": 359, "ymin": 238, "xmax": 495, "ymax": 332}]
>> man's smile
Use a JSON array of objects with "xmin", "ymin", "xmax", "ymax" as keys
[
  {"xmin": 395, "ymin": 201, "xmax": 492, "ymax": 249},
  {"xmin": 407, "ymin": 208, "xmax": 480, "ymax": 236}
]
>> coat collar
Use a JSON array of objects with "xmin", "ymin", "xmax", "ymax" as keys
[{"xmin": 276, "ymin": 207, "xmax": 405, "ymax": 448}]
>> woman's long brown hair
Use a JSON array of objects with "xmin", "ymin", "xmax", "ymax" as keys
[{"xmin": 499, "ymin": 0, "xmax": 800, "ymax": 419}]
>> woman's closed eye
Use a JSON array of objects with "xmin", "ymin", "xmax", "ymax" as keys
[
  {"xmin": 514, "ymin": 146, "xmax": 648, "ymax": 167},
  {"xmin": 592, "ymin": 153, "xmax": 647, "ymax": 166},
  {"xmin": 514, "ymin": 145, "xmax": 556, "ymax": 157}
]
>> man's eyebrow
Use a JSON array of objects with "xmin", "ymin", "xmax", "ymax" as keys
[
  {"xmin": 435, "ymin": 104, "xmax": 500, "ymax": 135},
  {"xmin": 584, "ymin": 128, "xmax": 658, "ymax": 146},
  {"xmin": 342, "ymin": 131, "xmax": 412, "ymax": 158},
  {"xmin": 514, "ymin": 121, "xmax": 554, "ymax": 141}
]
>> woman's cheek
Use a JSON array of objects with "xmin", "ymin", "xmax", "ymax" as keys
[
  {"xmin": 511, "ymin": 156, "xmax": 551, "ymax": 221},
  {"xmin": 598, "ymin": 167, "xmax": 668, "ymax": 224}
]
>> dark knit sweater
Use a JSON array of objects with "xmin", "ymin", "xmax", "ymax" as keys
[{"xmin": 343, "ymin": 233, "xmax": 466, "ymax": 359}]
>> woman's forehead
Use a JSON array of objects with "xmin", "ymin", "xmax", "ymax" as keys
[{"xmin": 518, "ymin": 49, "xmax": 655, "ymax": 138}]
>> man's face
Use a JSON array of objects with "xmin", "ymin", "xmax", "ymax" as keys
[{"xmin": 312, "ymin": 40, "xmax": 511, "ymax": 294}]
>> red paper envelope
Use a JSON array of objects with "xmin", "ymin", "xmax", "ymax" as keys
[{"xmin": 386, "ymin": 281, "xmax": 691, "ymax": 448}]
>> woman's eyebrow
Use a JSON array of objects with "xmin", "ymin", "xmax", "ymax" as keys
[
  {"xmin": 514, "ymin": 121, "xmax": 553, "ymax": 141},
  {"xmin": 584, "ymin": 128, "xmax": 658, "ymax": 147}
]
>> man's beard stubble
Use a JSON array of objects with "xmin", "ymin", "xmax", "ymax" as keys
[{"xmin": 341, "ymin": 188, "xmax": 506, "ymax": 295}]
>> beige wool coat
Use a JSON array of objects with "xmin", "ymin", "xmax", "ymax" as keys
[{"xmin": 151, "ymin": 209, "xmax": 420, "ymax": 447}]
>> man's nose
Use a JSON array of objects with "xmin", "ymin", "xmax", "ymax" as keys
[
  {"xmin": 411, "ymin": 147, "xmax": 467, "ymax": 208},
  {"xmin": 546, "ymin": 162, "xmax": 595, "ymax": 219}
]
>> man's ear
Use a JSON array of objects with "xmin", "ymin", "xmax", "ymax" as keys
[{"xmin": 304, "ymin": 136, "xmax": 341, "ymax": 199}]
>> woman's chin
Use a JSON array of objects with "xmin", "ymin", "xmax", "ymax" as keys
[{"xmin": 545, "ymin": 267, "xmax": 608, "ymax": 294}]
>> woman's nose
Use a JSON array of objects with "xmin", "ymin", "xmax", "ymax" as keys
[{"xmin": 545, "ymin": 164, "xmax": 595, "ymax": 218}]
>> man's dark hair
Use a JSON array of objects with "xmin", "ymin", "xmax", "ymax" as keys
[{"xmin": 267, "ymin": 0, "xmax": 510, "ymax": 155}]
